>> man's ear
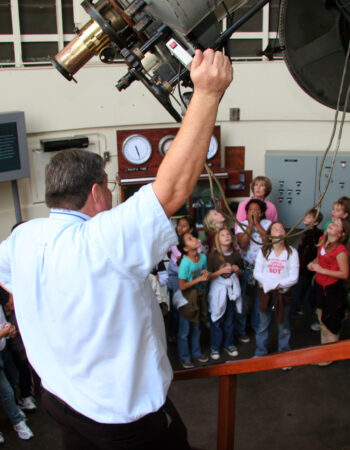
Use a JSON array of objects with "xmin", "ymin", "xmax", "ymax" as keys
[
  {"xmin": 85, "ymin": 183, "xmax": 105, "ymax": 215},
  {"xmin": 91, "ymin": 183, "xmax": 103, "ymax": 204}
]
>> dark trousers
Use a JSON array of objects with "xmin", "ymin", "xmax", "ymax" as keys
[
  {"xmin": 42, "ymin": 389, "xmax": 191, "ymax": 450},
  {"xmin": 291, "ymin": 272, "xmax": 314, "ymax": 315}
]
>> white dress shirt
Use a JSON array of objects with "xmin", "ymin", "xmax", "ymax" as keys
[{"xmin": 0, "ymin": 184, "xmax": 177, "ymax": 424}]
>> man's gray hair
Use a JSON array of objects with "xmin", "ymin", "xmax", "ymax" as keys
[{"xmin": 45, "ymin": 149, "xmax": 106, "ymax": 210}]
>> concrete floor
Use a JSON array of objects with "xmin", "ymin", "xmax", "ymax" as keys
[{"xmin": 1, "ymin": 313, "xmax": 350, "ymax": 450}]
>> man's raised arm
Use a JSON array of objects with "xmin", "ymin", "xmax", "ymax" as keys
[{"xmin": 153, "ymin": 49, "xmax": 233, "ymax": 218}]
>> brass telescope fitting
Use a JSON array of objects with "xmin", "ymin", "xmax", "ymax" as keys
[{"xmin": 52, "ymin": 19, "xmax": 111, "ymax": 82}]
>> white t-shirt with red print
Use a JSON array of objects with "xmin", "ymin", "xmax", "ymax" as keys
[{"xmin": 253, "ymin": 247, "xmax": 299, "ymax": 293}]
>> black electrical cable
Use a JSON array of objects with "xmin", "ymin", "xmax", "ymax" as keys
[
  {"xmin": 271, "ymin": 0, "xmax": 283, "ymax": 54},
  {"xmin": 223, "ymin": 1, "xmax": 234, "ymax": 25},
  {"xmin": 222, "ymin": 2, "xmax": 234, "ymax": 61},
  {"xmin": 177, "ymin": 62, "xmax": 188, "ymax": 110}
]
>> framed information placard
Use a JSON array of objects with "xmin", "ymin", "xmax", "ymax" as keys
[{"xmin": 0, "ymin": 112, "xmax": 30, "ymax": 182}]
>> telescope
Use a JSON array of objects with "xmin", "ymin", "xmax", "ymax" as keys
[{"xmin": 52, "ymin": 0, "xmax": 350, "ymax": 122}]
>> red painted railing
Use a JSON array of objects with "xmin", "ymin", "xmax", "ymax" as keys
[{"xmin": 173, "ymin": 340, "xmax": 350, "ymax": 450}]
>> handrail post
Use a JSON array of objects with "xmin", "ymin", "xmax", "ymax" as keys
[{"xmin": 217, "ymin": 374, "xmax": 237, "ymax": 450}]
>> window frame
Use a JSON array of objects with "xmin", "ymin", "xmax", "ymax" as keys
[{"xmin": 0, "ymin": 2, "xmax": 281, "ymax": 67}]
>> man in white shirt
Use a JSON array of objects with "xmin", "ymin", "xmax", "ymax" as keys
[{"xmin": 0, "ymin": 49, "xmax": 232, "ymax": 450}]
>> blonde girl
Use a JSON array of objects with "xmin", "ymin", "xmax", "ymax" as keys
[
  {"xmin": 207, "ymin": 227, "xmax": 243, "ymax": 360},
  {"xmin": 203, "ymin": 209, "xmax": 226, "ymax": 253}
]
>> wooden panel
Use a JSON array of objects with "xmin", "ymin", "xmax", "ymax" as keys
[
  {"xmin": 225, "ymin": 170, "xmax": 252, "ymax": 198},
  {"xmin": 117, "ymin": 127, "xmax": 174, "ymax": 180},
  {"xmin": 117, "ymin": 125, "xmax": 221, "ymax": 181},
  {"xmin": 225, "ymin": 146, "xmax": 245, "ymax": 171}
]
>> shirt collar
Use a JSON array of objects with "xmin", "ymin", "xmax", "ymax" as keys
[{"xmin": 49, "ymin": 208, "xmax": 91, "ymax": 222}]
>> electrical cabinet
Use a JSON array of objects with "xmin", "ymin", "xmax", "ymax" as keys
[
  {"xmin": 315, "ymin": 153, "xmax": 350, "ymax": 220},
  {"xmin": 265, "ymin": 151, "xmax": 350, "ymax": 229}
]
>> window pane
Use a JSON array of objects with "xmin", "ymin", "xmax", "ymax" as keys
[
  {"xmin": 62, "ymin": 0, "xmax": 74, "ymax": 34},
  {"xmin": 18, "ymin": 0, "xmax": 56, "ymax": 34},
  {"xmin": 0, "ymin": 1, "xmax": 12, "ymax": 34},
  {"xmin": 22, "ymin": 42, "xmax": 58, "ymax": 62},
  {"xmin": 231, "ymin": 0, "xmax": 263, "ymax": 32},
  {"xmin": 0, "ymin": 43, "xmax": 14, "ymax": 63},
  {"xmin": 269, "ymin": 0, "xmax": 281, "ymax": 32},
  {"xmin": 228, "ymin": 39, "xmax": 262, "ymax": 57}
]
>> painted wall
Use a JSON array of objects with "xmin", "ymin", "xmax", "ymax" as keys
[{"xmin": 0, "ymin": 59, "xmax": 348, "ymax": 240}]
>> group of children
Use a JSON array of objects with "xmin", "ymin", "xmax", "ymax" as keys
[
  {"xmin": 166, "ymin": 175, "xmax": 350, "ymax": 369},
  {"xmin": 0, "ymin": 286, "xmax": 35, "ymax": 443},
  {"xmin": 0, "ymin": 222, "xmax": 36, "ymax": 444}
]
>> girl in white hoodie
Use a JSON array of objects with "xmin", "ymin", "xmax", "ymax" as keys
[
  {"xmin": 253, "ymin": 222, "xmax": 299, "ymax": 357},
  {"xmin": 208, "ymin": 228, "xmax": 243, "ymax": 360}
]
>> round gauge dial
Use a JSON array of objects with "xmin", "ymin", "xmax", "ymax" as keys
[
  {"xmin": 158, "ymin": 135, "xmax": 175, "ymax": 156},
  {"xmin": 122, "ymin": 134, "xmax": 152, "ymax": 165},
  {"xmin": 207, "ymin": 135, "xmax": 218, "ymax": 160}
]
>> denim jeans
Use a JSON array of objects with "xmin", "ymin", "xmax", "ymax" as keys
[
  {"xmin": 168, "ymin": 289, "xmax": 179, "ymax": 340},
  {"xmin": 210, "ymin": 300, "xmax": 236, "ymax": 351},
  {"xmin": 0, "ymin": 368, "xmax": 23, "ymax": 425},
  {"xmin": 236, "ymin": 268, "xmax": 260, "ymax": 334},
  {"xmin": 168, "ymin": 261, "xmax": 180, "ymax": 340},
  {"xmin": 177, "ymin": 315, "xmax": 201, "ymax": 362},
  {"xmin": 255, "ymin": 304, "xmax": 291, "ymax": 356}
]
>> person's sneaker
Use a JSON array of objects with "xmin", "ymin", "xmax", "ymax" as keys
[
  {"xmin": 196, "ymin": 354, "xmax": 208, "ymax": 363},
  {"xmin": 224, "ymin": 346, "xmax": 239, "ymax": 357},
  {"xmin": 0, "ymin": 432, "xmax": 4, "ymax": 444},
  {"xmin": 13, "ymin": 421, "xmax": 34, "ymax": 440},
  {"xmin": 310, "ymin": 322, "xmax": 321, "ymax": 332},
  {"xmin": 210, "ymin": 350, "xmax": 220, "ymax": 360},
  {"xmin": 238, "ymin": 335, "xmax": 250, "ymax": 343},
  {"xmin": 19, "ymin": 396, "xmax": 36, "ymax": 412},
  {"xmin": 181, "ymin": 360, "xmax": 194, "ymax": 369}
]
